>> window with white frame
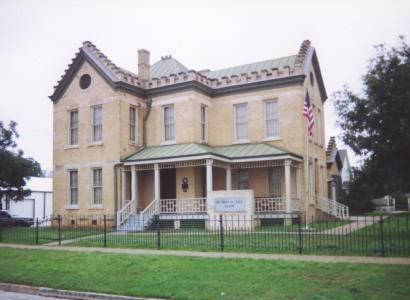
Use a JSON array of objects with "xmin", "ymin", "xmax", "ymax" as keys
[
  {"xmin": 237, "ymin": 169, "xmax": 250, "ymax": 190},
  {"xmin": 91, "ymin": 105, "xmax": 103, "ymax": 143},
  {"xmin": 317, "ymin": 109, "xmax": 322, "ymax": 145},
  {"xmin": 129, "ymin": 106, "xmax": 137, "ymax": 143},
  {"xmin": 201, "ymin": 105, "xmax": 208, "ymax": 141},
  {"xmin": 268, "ymin": 167, "xmax": 281, "ymax": 197},
  {"xmin": 68, "ymin": 169, "xmax": 78, "ymax": 206},
  {"xmin": 92, "ymin": 168, "xmax": 103, "ymax": 205},
  {"xmin": 265, "ymin": 100, "xmax": 279, "ymax": 138},
  {"xmin": 69, "ymin": 110, "xmax": 79, "ymax": 145},
  {"xmin": 163, "ymin": 105, "xmax": 175, "ymax": 142},
  {"xmin": 234, "ymin": 103, "xmax": 248, "ymax": 141}
]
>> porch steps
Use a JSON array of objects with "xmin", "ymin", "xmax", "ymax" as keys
[{"xmin": 118, "ymin": 213, "xmax": 155, "ymax": 232}]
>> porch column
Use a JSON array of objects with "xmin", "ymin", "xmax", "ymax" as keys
[
  {"xmin": 154, "ymin": 163, "xmax": 160, "ymax": 200},
  {"xmin": 131, "ymin": 165, "xmax": 138, "ymax": 211},
  {"xmin": 285, "ymin": 160, "xmax": 292, "ymax": 214},
  {"xmin": 296, "ymin": 164, "xmax": 302, "ymax": 200},
  {"xmin": 226, "ymin": 165, "xmax": 232, "ymax": 191},
  {"xmin": 331, "ymin": 181, "xmax": 337, "ymax": 214},
  {"xmin": 121, "ymin": 169, "xmax": 126, "ymax": 208},
  {"xmin": 206, "ymin": 159, "xmax": 213, "ymax": 195}
]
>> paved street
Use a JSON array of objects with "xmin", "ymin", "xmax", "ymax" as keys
[{"xmin": 0, "ymin": 291, "xmax": 67, "ymax": 300}]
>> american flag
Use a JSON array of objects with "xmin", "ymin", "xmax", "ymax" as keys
[{"xmin": 303, "ymin": 91, "xmax": 314, "ymax": 137}]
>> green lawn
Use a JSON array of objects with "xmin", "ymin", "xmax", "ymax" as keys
[{"xmin": 0, "ymin": 248, "xmax": 409, "ymax": 300}]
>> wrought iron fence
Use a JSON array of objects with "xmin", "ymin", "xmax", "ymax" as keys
[{"xmin": 1, "ymin": 213, "xmax": 409, "ymax": 257}]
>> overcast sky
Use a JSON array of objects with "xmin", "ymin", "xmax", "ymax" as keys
[{"xmin": 0, "ymin": 0, "xmax": 409, "ymax": 171}]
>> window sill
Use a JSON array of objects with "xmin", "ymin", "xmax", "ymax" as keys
[
  {"xmin": 161, "ymin": 140, "xmax": 176, "ymax": 146},
  {"xmin": 64, "ymin": 145, "xmax": 79, "ymax": 150},
  {"xmin": 66, "ymin": 205, "xmax": 79, "ymax": 210},
  {"xmin": 89, "ymin": 205, "xmax": 104, "ymax": 210},
  {"xmin": 89, "ymin": 142, "xmax": 104, "ymax": 147},
  {"xmin": 263, "ymin": 137, "xmax": 281, "ymax": 142},
  {"xmin": 232, "ymin": 139, "xmax": 249, "ymax": 145}
]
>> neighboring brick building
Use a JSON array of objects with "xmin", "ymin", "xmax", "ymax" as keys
[{"xmin": 50, "ymin": 40, "xmax": 349, "ymax": 229}]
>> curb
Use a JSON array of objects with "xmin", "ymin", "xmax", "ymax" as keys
[{"xmin": 0, "ymin": 282, "xmax": 164, "ymax": 300}]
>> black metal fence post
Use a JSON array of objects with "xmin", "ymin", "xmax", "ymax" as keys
[
  {"xmin": 35, "ymin": 218, "xmax": 39, "ymax": 244},
  {"xmin": 0, "ymin": 217, "xmax": 3, "ymax": 242},
  {"xmin": 219, "ymin": 214, "xmax": 224, "ymax": 252},
  {"xmin": 380, "ymin": 214, "xmax": 385, "ymax": 256},
  {"xmin": 297, "ymin": 214, "xmax": 303, "ymax": 254},
  {"xmin": 156, "ymin": 215, "xmax": 161, "ymax": 250},
  {"xmin": 57, "ymin": 215, "xmax": 62, "ymax": 246},
  {"xmin": 103, "ymin": 215, "xmax": 107, "ymax": 248}
]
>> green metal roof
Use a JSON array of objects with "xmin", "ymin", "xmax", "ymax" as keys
[
  {"xmin": 150, "ymin": 57, "xmax": 189, "ymax": 79},
  {"xmin": 149, "ymin": 55, "xmax": 297, "ymax": 80},
  {"xmin": 206, "ymin": 55, "xmax": 297, "ymax": 80},
  {"xmin": 123, "ymin": 143, "xmax": 295, "ymax": 162}
]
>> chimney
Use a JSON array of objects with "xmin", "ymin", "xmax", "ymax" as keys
[{"xmin": 138, "ymin": 49, "xmax": 150, "ymax": 81}]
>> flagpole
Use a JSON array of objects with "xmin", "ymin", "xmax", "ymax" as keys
[{"xmin": 305, "ymin": 116, "xmax": 310, "ymax": 230}]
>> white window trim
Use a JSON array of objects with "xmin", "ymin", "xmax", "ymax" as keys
[
  {"xmin": 200, "ymin": 104, "xmax": 208, "ymax": 142},
  {"xmin": 263, "ymin": 99, "xmax": 280, "ymax": 140},
  {"xmin": 129, "ymin": 106, "xmax": 138, "ymax": 144},
  {"xmin": 67, "ymin": 109, "xmax": 79, "ymax": 147},
  {"xmin": 90, "ymin": 105, "xmax": 103, "ymax": 144},
  {"xmin": 161, "ymin": 104, "xmax": 176, "ymax": 144},
  {"xmin": 90, "ymin": 167, "xmax": 103, "ymax": 209},
  {"xmin": 66, "ymin": 169, "xmax": 79, "ymax": 209},
  {"xmin": 233, "ymin": 103, "xmax": 249, "ymax": 144}
]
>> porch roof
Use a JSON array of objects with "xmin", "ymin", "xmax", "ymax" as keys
[{"xmin": 122, "ymin": 142, "xmax": 301, "ymax": 163}]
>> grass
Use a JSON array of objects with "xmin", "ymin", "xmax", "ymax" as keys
[{"xmin": 0, "ymin": 248, "xmax": 410, "ymax": 300}]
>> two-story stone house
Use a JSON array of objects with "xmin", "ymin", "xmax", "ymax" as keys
[{"xmin": 50, "ymin": 40, "xmax": 349, "ymax": 229}]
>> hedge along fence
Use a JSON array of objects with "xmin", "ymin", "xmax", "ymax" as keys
[{"xmin": 1, "ymin": 213, "xmax": 409, "ymax": 257}]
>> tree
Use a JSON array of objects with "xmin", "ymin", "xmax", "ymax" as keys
[
  {"xmin": 0, "ymin": 120, "xmax": 42, "ymax": 209},
  {"xmin": 334, "ymin": 36, "xmax": 410, "ymax": 209}
]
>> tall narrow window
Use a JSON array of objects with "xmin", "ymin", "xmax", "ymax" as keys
[
  {"xmin": 317, "ymin": 109, "xmax": 322, "ymax": 145},
  {"xmin": 69, "ymin": 110, "xmax": 79, "ymax": 145},
  {"xmin": 265, "ymin": 100, "xmax": 279, "ymax": 138},
  {"xmin": 68, "ymin": 170, "xmax": 78, "ymax": 206},
  {"xmin": 237, "ymin": 169, "xmax": 250, "ymax": 190},
  {"xmin": 234, "ymin": 103, "xmax": 248, "ymax": 141},
  {"xmin": 268, "ymin": 167, "xmax": 281, "ymax": 197},
  {"xmin": 129, "ymin": 106, "xmax": 137, "ymax": 143},
  {"xmin": 91, "ymin": 105, "xmax": 103, "ymax": 143},
  {"xmin": 201, "ymin": 105, "xmax": 208, "ymax": 141},
  {"xmin": 92, "ymin": 168, "xmax": 103, "ymax": 205},
  {"xmin": 163, "ymin": 105, "xmax": 175, "ymax": 142}
]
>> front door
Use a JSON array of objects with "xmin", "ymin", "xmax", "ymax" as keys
[{"xmin": 160, "ymin": 168, "xmax": 176, "ymax": 212}]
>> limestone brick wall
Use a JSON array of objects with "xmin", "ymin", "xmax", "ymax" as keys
[{"xmin": 53, "ymin": 61, "xmax": 144, "ymax": 216}]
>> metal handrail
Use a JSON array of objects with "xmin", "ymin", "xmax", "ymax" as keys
[{"xmin": 315, "ymin": 196, "xmax": 350, "ymax": 218}]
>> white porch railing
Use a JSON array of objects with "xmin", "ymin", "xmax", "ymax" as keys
[
  {"xmin": 117, "ymin": 199, "xmax": 136, "ymax": 228},
  {"xmin": 255, "ymin": 197, "xmax": 286, "ymax": 213},
  {"xmin": 315, "ymin": 196, "xmax": 350, "ymax": 219},
  {"xmin": 254, "ymin": 197, "xmax": 300, "ymax": 213},
  {"xmin": 141, "ymin": 198, "xmax": 159, "ymax": 220},
  {"xmin": 160, "ymin": 198, "xmax": 207, "ymax": 214}
]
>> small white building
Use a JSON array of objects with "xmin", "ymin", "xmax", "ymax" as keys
[{"xmin": 1, "ymin": 177, "xmax": 53, "ymax": 221}]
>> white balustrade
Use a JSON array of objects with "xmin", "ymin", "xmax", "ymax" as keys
[{"xmin": 160, "ymin": 198, "xmax": 207, "ymax": 214}]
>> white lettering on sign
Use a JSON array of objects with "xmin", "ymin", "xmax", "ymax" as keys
[{"xmin": 214, "ymin": 197, "xmax": 246, "ymax": 212}]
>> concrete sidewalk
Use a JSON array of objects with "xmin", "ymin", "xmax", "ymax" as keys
[{"xmin": 1, "ymin": 243, "xmax": 410, "ymax": 265}]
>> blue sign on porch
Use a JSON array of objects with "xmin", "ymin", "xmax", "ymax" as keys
[{"xmin": 214, "ymin": 197, "xmax": 246, "ymax": 212}]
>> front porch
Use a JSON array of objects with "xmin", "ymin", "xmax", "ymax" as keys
[{"xmin": 117, "ymin": 143, "xmax": 305, "ymax": 230}]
